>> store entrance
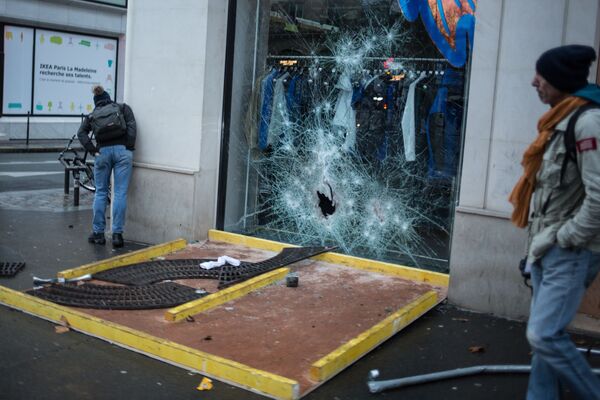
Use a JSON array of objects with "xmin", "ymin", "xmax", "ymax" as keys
[{"xmin": 220, "ymin": 0, "xmax": 475, "ymax": 273}]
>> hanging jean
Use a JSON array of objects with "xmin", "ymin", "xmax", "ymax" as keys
[
  {"xmin": 526, "ymin": 245, "xmax": 600, "ymax": 400},
  {"xmin": 93, "ymin": 145, "xmax": 133, "ymax": 234},
  {"xmin": 286, "ymin": 75, "xmax": 302, "ymax": 124},
  {"xmin": 258, "ymin": 69, "xmax": 278, "ymax": 150},
  {"xmin": 425, "ymin": 68, "xmax": 463, "ymax": 180}
]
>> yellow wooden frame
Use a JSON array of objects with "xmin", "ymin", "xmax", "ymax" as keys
[
  {"xmin": 58, "ymin": 238, "xmax": 187, "ymax": 279},
  {"xmin": 0, "ymin": 285, "xmax": 299, "ymax": 400},
  {"xmin": 310, "ymin": 290, "xmax": 438, "ymax": 381},
  {"xmin": 207, "ymin": 230, "xmax": 449, "ymax": 287},
  {"xmin": 2, "ymin": 231, "xmax": 448, "ymax": 399},
  {"xmin": 165, "ymin": 267, "xmax": 290, "ymax": 322}
]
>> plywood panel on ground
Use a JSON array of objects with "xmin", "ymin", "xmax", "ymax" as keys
[{"xmin": 0, "ymin": 232, "xmax": 448, "ymax": 399}]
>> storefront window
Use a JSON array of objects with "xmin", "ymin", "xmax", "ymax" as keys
[{"xmin": 221, "ymin": 0, "xmax": 474, "ymax": 272}]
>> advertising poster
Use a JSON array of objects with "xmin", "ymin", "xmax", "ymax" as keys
[
  {"xmin": 33, "ymin": 29, "xmax": 117, "ymax": 115},
  {"xmin": 3, "ymin": 26, "xmax": 34, "ymax": 115}
]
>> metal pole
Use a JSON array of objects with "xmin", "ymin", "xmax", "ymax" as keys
[
  {"xmin": 367, "ymin": 365, "xmax": 600, "ymax": 393},
  {"xmin": 577, "ymin": 346, "xmax": 600, "ymax": 356},
  {"xmin": 73, "ymin": 171, "xmax": 80, "ymax": 207},
  {"xmin": 64, "ymin": 169, "xmax": 70, "ymax": 195},
  {"xmin": 26, "ymin": 111, "xmax": 30, "ymax": 146}
]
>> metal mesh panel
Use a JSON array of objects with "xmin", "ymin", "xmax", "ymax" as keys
[{"xmin": 0, "ymin": 262, "xmax": 26, "ymax": 277}]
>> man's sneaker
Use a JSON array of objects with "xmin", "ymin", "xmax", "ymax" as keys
[
  {"xmin": 112, "ymin": 233, "xmax": 124, "ymax": 248},
  {"xmin": 88, "ymin": 232, "xmax": 106, "ymax": 245}
]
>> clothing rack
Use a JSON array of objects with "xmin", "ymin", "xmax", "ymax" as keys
[
  {"xmin": 266, "ymin": 55, "xmax": 448, "ymax": 63},
  {"xmin": 266, "ymin": 54, "xmax": 449, "ymax": 76}
]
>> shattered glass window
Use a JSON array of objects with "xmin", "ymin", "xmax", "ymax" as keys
[{"xmin": 222, "ymin": 0, "xmax": 470, "ymax": 273}]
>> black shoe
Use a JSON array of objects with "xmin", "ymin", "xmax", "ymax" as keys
[
  {"xmin": 112, "ymin": 233, "xmax": 124, "ymax": 248},
  {"xmin": 88, "ymin": 232, "xmax": 106, "ymax": 245}
]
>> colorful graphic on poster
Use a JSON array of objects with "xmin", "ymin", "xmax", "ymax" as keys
[
  {"xmin": 2, "ymin": 26, "xmax": 34, "ymax": 114},
  {"xmin": 398, "ymin": 0, "xmax": 476, "ymax": 67},
  {"xmin": 33, "ymin": 29, "xmax": 117, "ymax": 115}
]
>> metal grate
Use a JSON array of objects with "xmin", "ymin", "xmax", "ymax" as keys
[
  {"xmin": 0, "ymin": 262, "xmax": 26, "ymax": 278},
  {"xmin": 217, "ymin": 246, "xmax": 336, "ymax": 288},
  {"xmin": 92, "ymin": 246, "xmax": 336, "ymax": 289},
  {"xmin": 93, "ymin": 259, "xmax": 226, "ymax": 286},
  {"xmin": 28, "ymin": 282, "xmax": 207, "ymax": 310}
]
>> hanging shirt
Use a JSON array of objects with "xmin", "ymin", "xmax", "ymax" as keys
[
  {"xmin": 332, "ymin": 73, "xmax": 357, "ymax": 151},
  {"xmin": 401, "ymin": 71, "xmax": 427, "ymax": 161}
]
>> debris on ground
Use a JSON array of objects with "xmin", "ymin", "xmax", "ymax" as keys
[
  {"xmin": 197, "ymin": 377, "xmax": 213, "ymax": 391},
  {"xmin": 59, "ymin": 315, "xmax": 70, "ymax": 327},
  {"xmin": 0, "ymin": 262, "xmax": 26, "ymax": 278},
  {"xmin": 468, "ymin": 346, "xmax": 485, "ymax": 353},
  {"xmin": 452, "ymin": 317, "xmax": 469, "ymax": 323},
  {"xmin": 54, "ymin": 326, "xmax": 70, "ymax": 334}
]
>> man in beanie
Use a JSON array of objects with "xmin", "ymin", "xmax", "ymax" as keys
[
  {"xmin": 77, "ymin": 85, "xmax": 136, "ymax": 248},
  {"xmin": 509, "ymin": 45, "xmax": 600, "ymax": 399}
]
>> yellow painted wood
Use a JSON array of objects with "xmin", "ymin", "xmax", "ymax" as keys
[
  {"xmin": 314, "ymin": 252, "xmax": 449, "ymax": 287},
  {"xmin": 310, "ymin": 291, "xmax": 439, "ymax": 382},
  {"xmin": 165, "ymin": 267, "xmax": 290, "ymax": 322},
  {"xmin": 58, "ymin": 238, "xmax": 187, "ymax": 279},
  {"xmin": 208, "ymin": 230, "xmax": 449, "ymax": 287},
  {"xmin": 208, "ymin": 229, "xmax": 293, "ymax": 253},
  {"xmin": 0, "ymin": 285, "xmax": 300, "ymax": 400}
]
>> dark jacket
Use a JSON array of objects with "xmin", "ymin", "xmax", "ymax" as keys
[{"xmin": 77, "ymin": 99, "xmax": 137, "ymax": 153}]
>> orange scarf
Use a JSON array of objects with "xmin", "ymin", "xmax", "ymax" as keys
[{"xmin": 509, "ymin": 96, "xmax": 587, "ymax": 228}]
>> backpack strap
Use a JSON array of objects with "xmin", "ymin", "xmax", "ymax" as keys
[{"xmin": 560, "ymin": 103, "xmax": 600, "ymax": 185}]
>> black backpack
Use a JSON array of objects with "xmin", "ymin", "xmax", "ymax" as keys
[
  {"xmin": 89, "ymin": 102, "xmax": 127, "ymax": 141},
  {"xmin": 563, "ymin": 103, "xmax": 600, "ymax": 171},
  {"xmin": 541, "ymin": 102, "xmax": 600, "ymax": 214}
]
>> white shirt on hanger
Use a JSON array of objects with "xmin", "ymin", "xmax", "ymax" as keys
[
  {"xmin": 401, "ymin": 71, "xmax": 427, "ymax": 162},
  {"xmin": 332, "ymin": 72, "xmax": 357, "ymax": 151}
]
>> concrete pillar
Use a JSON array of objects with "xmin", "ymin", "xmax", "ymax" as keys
[
  {"xmin": 449, "ymin": 0, "xmax": 600, "ymax": 331},
  {"xmin": 123, "ymin": 0, "xmax": 228, "ymax": 243}
]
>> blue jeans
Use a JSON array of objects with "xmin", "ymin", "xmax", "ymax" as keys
[
  {"xmin": 526, "ymin": 245, "xmax": 600, "ymax": 399},
  {"xmin": 93, "ymin": 145, "xmax": 132, "ymax": 234}
]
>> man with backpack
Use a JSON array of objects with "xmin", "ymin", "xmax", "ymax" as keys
[
  {"xmin": 509, "ymin": 45, "xmax": 600, "ymax": 399},
  {"xmin": 77, "ymin": 85, "xmax": 136, "ymax": 248}
]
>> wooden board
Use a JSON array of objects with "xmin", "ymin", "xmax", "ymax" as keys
[{"xmin": 0, "ymin": 231, "xmax": 448, "ymax": 399}]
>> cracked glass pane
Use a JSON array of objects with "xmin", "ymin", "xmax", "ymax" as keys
[{"xmin": 223, "ymin": 0, "xmax": 471, "ymax": 273}]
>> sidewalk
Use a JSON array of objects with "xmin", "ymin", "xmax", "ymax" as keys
[
  {"xmin": 1, "ymin": 205, "xmax": 599, "ymax": 399},
  {"xmin": 0, "ymin": 139, "xmax": 83, "ymax": 153}
]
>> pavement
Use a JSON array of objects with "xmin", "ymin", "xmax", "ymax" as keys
[{"xmin": 1, "ymin": 146, "xmax": 599, "ymax": 400}]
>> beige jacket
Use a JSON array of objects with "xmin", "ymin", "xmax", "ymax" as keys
[{"xmin": 527, "ymin": 107, "xmax": 600, "ymax": 262}]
